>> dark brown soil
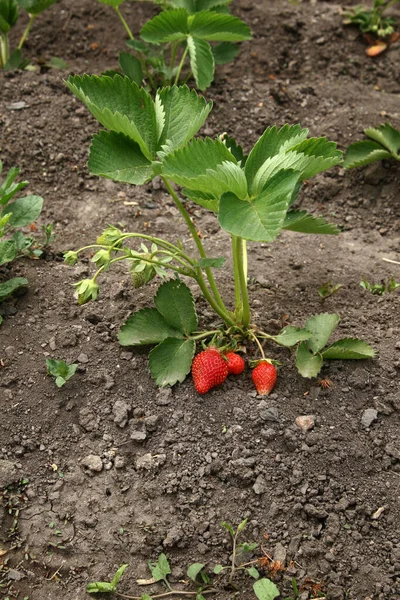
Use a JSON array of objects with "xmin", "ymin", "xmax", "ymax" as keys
[{"xmin": 1, "ymin": 1, "xmax": 400, "ymax": 599}]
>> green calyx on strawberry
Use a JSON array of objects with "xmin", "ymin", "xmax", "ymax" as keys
[
  {"xmin": 192, "ymin": 347, "xmax": 229, "ymax": 395},
  {"xmin": 251, "ymin": 360, "xmax": 277, "ymax": 396}
]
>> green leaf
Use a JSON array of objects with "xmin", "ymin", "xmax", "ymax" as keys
[
  {"xmin": 162, "ymin": 0, "xmax": 195, "ymax": 11},
  {"xmin": 149, "ymin": 338, "xmax": 195, "ymax": 386},
  {"xmin": 274, "ymin": 325, "xmax": 312, "ymax": 347},
  {"xmin": 304, "ymin": 312, "xmax": 340, "ymax": 353},
  {"xmin": 161, "ymin": 138, "xmax": 237, "ymax": 194},
  {"xmin": 245, "ymin": 125, "xmax": 309, "ymax": 195},
  {"xmin": 89, "ymin": 131, "xmax": 153, "ymax": 185},
  {"xmin": 213, "ymin": 564, "xmax": 224, "ymax": 574},
  {"xmin": 322, "ymin": 338, "xmax": 375, "ymax": 360},
  {"xmin": 195, "ymin": 257, "xmax": 225, "ymax": 268},
  {"xmin": 196, "ymin": 0, "xmax": 232, "ymax": 10},
  {"xmin": 4, "ymin": 195, "xmax": 43, "ymax": 227},
  {"xmin": 187, "ymin": 35, "xmax": 214, "ymax": 90},
  {"xmin": 218, "ymin": 169, "xmax": 299, "ymax": 242},
  {"xmin": 0, "ymin": 315, "xmax": 3, "ymax": 326},
  {"xmin": 282, "ymin": 210, "xmax": 339, "ymax": 235},
  {"xmin": 250, "ymin": 137, "xmax": 341, "ymax": 195},
  {"xmin": 65, "ymin": 75, "xmax": 158, "ymax": 160},
  {"xmin": 237, "ymin": 518, "xmax": 248, "ymax": 532},
  {"xmin": 221, "ymin": 135, "xmax": 246, "ymax": 164},
  {"xmin": 343, "ymin": 140, "xmax": 392, "ymax": 169},
  {"xmin": 156, "ymin": 85, "xmax": 212, "ymax": 152},
  {"xmin": 365, "ymin": 123, "xmax": 400, "ymax": 155},
  {"xmin": 247, "ymin": 567, "xmax": 259, "ymax": 579},
  {"xmin": 253, "ymin": 578, "xmax": 280, "ymax": 600},
  {"xmin": 119, "ymin": 52, "xmax": 143, "ymax": 85},
  {"xmin": 48, "ymin": 56, "xmax": 68, "ymax": 69},
  {"xmin": 187, "ymin": 563, "xmax": 205, "ymax": 582},
  {"xmin": 140, "ymin": 9, "xmax": 189, "ymax": 43},
  {"xmin": 188, "ymin": 11, "xmax": 251, "ymax": 41},
  {"xmin": 181, "ymin": 188, "xmax": 219, "ymax": 212},
  {"xmin": 17, "ymin": 0, "xmax": 57, "ymax": 15},
  {"xmin": 86, "ymin": 581, "xmax": 116, "ymax": 594},
  {"xmin": 212, "ymin": 41, "xmax": 239, "ymax": 64},
  {"xmin": 4, "ymin": 48, "xmax": 24, "ymax": 70},
  {"xmin": 148, "ymin": 554, "xmax": 171, "ymax": 582},
  {"xmin": 0, "ymin": 240, "xmax": 17, "ymax": 265},
  {"xmin": 46, "ymin": 359, "xmax": 78, "ymax": 387},
  {"xmin": 155, "ymin": 279, "xmax": 197, "ymax": 335},
  {"xmin": 111, "ymin": 564, "xmax": 129, "ymax": 588},
  {"xmin": 0, "ymin": 277, "xmax": 28, "ymax": 301},
  {"xmin": 0, "ymin": 0, "xmax": 19, "ymax": 34},
  {"xmin": 221, "ymin": 521, "xmax": 235, "ymax": 537},
  {"xmin": 0, "ymin": 166, "xmax": 27, "ymax": 205},
  {"xmin": 141, "ymin": 595, "xmax": 153, "ymax": 600},
  {"xmin": 118, "ymin": 308, "xmax": 181, "ymax": 346},
  {"xmin": 295, "ymin": 342, "xmax": 323, "ymax": 379}
]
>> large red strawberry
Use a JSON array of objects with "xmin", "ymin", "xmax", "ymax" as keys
[
  {"xmin": 225, "ymin": 352, "xmax": 245, "ymax": 375},
  {"xmin": 192, "ymin": 348, "xmax": 229, "ymax": 394},
  {"xmin": 251, "ymin": 361, "xmax": 277, "ymax": 395}
]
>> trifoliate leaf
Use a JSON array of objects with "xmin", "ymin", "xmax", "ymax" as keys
[
  {"xmin": 212, "ymin": 41, "xmax": 239, "ymax": 64},
  {"xmin": 364, "ymin": 123, "xmax": 400, "ymax": 155},
  {"xmin": 188, "ymin": 11, "xmax": 251, "ymax": 41},
  {"xmin": 187, "ymin": 35, "xmax": 215, "ymax": 90},
  {"xmin": 218, "ymin": 169, "xmax": 299, "ymax": 242},
  {"xmin": 343, "ymin": 140, "xmax": 392, "ymax": 169},
  {"xmin": 156, "ymin": 85, "xmax": 212, "ymax": 151},
  {"xmin": 118, "ymin": 52, "xmax": 143, "ymax": 85},
  {"xmin": 155, "ymin": 279, "xmax": 197, "ymax": 335},
  {"xmin": 118, "ymin": 308, "xmax": 181, "ymax": 346},
  {"xmin": 282, "ymin": 210, "xmax": 339, "ymax": 235},
  {"xmin": 65, "ymin": 75, "xmax": 158, "ymax": 160},
  {"xmin": 149, "ymin": 338, "xmax": 195, "ymax": 386},
  {"xmin": 303, "ymin": 313, "xmax": 340, "ymax": 353},
  {"xmin": 322, "ymin": 338, "xmax": 375, "ymax": 360},
  {"xmin": 17, "ymin": 0, "xmax": 57, "ymax": 15},
  {"xmin": 140, "ymin": 9, "xmax": 189, "ymax": 43},
  {"xmin": 295, "ymin": 342, "xmax": 323, "ymax": 379},
  {"xmin": 274, "ymin": 325, "xmax": 312, "ymax": 347},
  {"xmin": 0, "ymin": 1, "xmax": 19, "ymax": 35},
  {"xmin": 89, "ymin": 131, "xmax": 154, "ymax": 185}
]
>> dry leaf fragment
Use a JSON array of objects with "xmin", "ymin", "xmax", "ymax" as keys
[
  {"xmin": 137, "ymin": 578, "xmax": 156, "ymax": 586},
  {"xmin": 371, "ymin": 506, "xmax": 385, "ymax": 520},
  {"xmin": 0, "ymin": 548, "xmax": 8, "ymax": 557},
  {"xmin": 366, "ymin": 41, "xmax": 387, "ymax": 57}
]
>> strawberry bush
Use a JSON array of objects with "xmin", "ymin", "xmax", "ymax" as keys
[
  {"xmin": 96, "ymin": 0, "xmax": 251, "ymax": 90},
  {"xmin": 64, "ymin": 76, "xmax": 374, "ymax": 392}
]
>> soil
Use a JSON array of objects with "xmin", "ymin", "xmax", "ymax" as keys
[{"xmin": 1, "ymin": 1, "xmax": 400, "ymax": 599}]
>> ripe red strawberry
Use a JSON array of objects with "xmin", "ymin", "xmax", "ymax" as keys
[
  {"xmin": 251, "ymin": 361, "xmax": 277, "ymax": 395},
  {"xmin": 192, "ymin": 348, "xmax": 229, "ymax": 395},
  {"xmin": 225, "ymin": 352, "xmax": 245, "ymax": 375}
]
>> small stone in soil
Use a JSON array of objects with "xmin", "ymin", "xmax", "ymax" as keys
[
  {"xmin": 0, "ymin": 460, "xmax": 18, "ymax": 488},
  {"xmin": 77, "ymin": 353, "xmax": 89, "ymax": 363},
  {"xmin": 361, "ymin": 408, "xmax": 378, "ymax": 428},
  {"xmin": 81, "ymin": 454, "xmax": 103, "ymax": 472},
  {"xmin": 295, "ymin": 415, "xmax": 315, "ymax": 432},
  {"xmin": 113, "ymin": 400, "xmax": 130, "ymax": 428},
  {"xmin": 130, "ymin": 431, "xmax": 147, "ymax": 442},
  {"xmin": 253, "ymin": 474, "xmax": 267, "ymax": 495}
]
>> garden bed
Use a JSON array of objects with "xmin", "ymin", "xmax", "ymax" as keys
[{"xmin": 1, "ymin": 1, "xmax": 400, "ymax": 599}]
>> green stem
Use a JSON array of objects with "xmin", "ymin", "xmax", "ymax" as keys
[
  {"xmin": 18, "ymin": 14, "xmax": 36, "ymax": 50},
  {"xmin": 116, "ymin": 588, "xmax": 217, "ymax": 599},
  {"xmin": 189, "ymin": 330, "xmax": 221, "ymax": 340},
  {"xmin": 161, "ymin": 177, "xmax": 227, "ymax": 311},
  {"xmin": 234, "ymin": 236, "xmax": 250, "ymax": 328},
  {"xmin": 231, "ymin": 235, "xmax": 242, "ymax": 309},
  {"xmin": 170, "ymin": 40, "xmax": 180, "ymax": 73},
  {"xmin": 0, "ymin": 33, "xmax": 9, "ymax": 68},
  {"xmin": 174, "ymin": 45, "xmax": 189, "ymax": 85},
  {"xmin": 194, "ymin": 273, "xmax": 235, "ymax": 327},
  {"xmin": 114, "ymin": 6, "xmax": 134, "ymax": 39},
  {"xmin": 150, "ymin": 249, "xmax": 193, "ymax": 271}
]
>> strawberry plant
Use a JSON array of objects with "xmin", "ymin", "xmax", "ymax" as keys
[
  {"xmin": 0, "ymin": 0, "xmax": 58, "ymax": 69},
  {"xmin": 96, "ymin": 0, "xmax": 251, "ymax": 90},
  {"xmin": 64, "ymin": 76, "xmax": 374, "ymax": 390},
  {"xmin": 344, "ymin": 123, "xmax": 400, "ymax": 168},
  {"xmin": 343, "ymin": 1, "xmax": 400, "ymax": 55},
  {"xmin": 0, "ymin": 159, "xmax": 47, "ymax": 325}
]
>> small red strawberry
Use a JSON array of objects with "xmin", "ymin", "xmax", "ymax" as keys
[
  {"xmin": 192, "ymin": 348, "xmax": 229, "ymax": 394},
  {"xmin": 225, "ymin": 352, "xmax": 245, "ymax": 375},
  {"xmin": 251, "ymin": 360, "xmax": 277, "ymax": 395}
]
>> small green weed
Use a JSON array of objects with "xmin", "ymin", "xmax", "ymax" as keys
[
  {"xmin": 360, "ymin": 276, "xmax": 400, "ymax": 295},
  {"xmin": 318, "ymin": 281, "xmax": 343, "ymax": 301},
  {"xmin": 46, "ymin": 359, "xmax": 78, "ymax": 387}
]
